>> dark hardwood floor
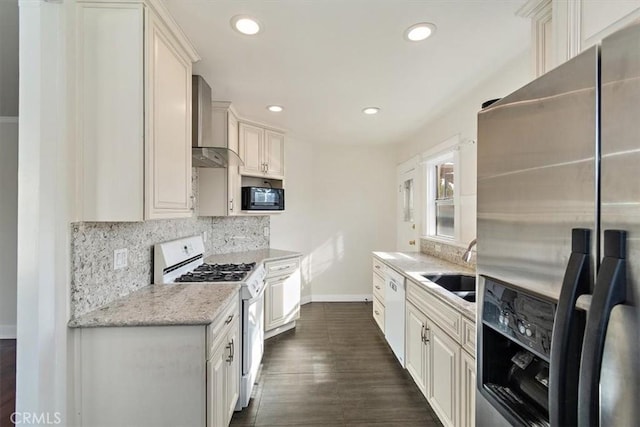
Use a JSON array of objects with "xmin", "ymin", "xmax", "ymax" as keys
[
  {"xmin": 231, "ymin": 302, "xmax": 442, "ymax": 427},
  {"xmin": 0, "ymin": 339, "xmax": 16, "ymax": 427}
]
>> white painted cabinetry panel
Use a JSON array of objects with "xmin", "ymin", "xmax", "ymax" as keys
[
  {"xmin": 239, "ymin": 122, "xmax": 264, "ymax": 176},
  {"xmin": 239, "ymin": 122, "xmax": 285, "ymax": 180},
  {"xmin": 145, "ymin": 12, "xmax": 192, "ymax": 219},
  {"xmin": 77, "ymin": 3, "xmax": 144, "ymax": 221},
  {"xmin": 427, "ymin": 321, "xmax": 460, "ymax": 427},
  {"xmin": 405, "ymin": 301, "xmax": 428, "ymax": 396},
  {"xmin": 264, "ymin": 257, "xmax": 302, "ymax": 334},
  {"xmin": 460, "ymin": 350, "xmax": 476, "ymax": 427},
  {"xmin": 76, "ymin": 1, "xmax": 196, "ymax": 222}
]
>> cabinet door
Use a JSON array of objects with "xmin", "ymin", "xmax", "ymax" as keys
[
  {"xmin": 207, "ymin": 342, "xmax": 228, "ymax": 427},
  {"xmin": 459, "ymin": 351, "xmax": 476, "ymax": 427},
  {"xmin": 265, "ymin": 276, "xmax": 285, "ymax": 331},
  {"xmin": 145, "ymin": 13, "xmax": 192, "ymax": 219},
  {"xmin": 77, "ymin": 3, "xmax": 145, "ymax": 221},
  {"xmin": 405, "ymin": 302, "xmax": 428, "ymax": 397},
  {"xmin": 239, "ymin": 123, "xmax": 264, "ymax": 176},
  {"xmin": 427, "ymin": 322, "xmax": 459, "ymax": 427},
  {"xmin": 264, "ymin": 130, "xmax": 285, "ymax": 178},
  {"xmin": 227, "ymin": 112, "xmax": 240, "ymax": 215},
  {"xmin": 226, "ymin": 318, "xmax": 240, "ymax": 423}
]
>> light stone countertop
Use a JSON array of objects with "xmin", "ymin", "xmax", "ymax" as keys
[
  {"xmin": 205, "ymin": 248, "xmax": 302, "ymax": 265},
  {"xmin": 68, "ymin": 283, "xmax": 240, "ymax": 328},
  {"xmin": 68, "ymin": 248, "xmax": 301, "ymax": 328},
  {"xmin": 372, "ymin": 251, "xmax": 477, "ymax": 320}
]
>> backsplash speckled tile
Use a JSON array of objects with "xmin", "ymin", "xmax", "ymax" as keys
[
  {"xmin": 70, "ymin": 174, "xmax": 270, "ymax": 318},
  {"xmin": 420, "ymin": 238, "xmax": 476, "ymax": 269}
]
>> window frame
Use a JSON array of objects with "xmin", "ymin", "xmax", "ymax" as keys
[{"xmin": 424, "ymin": 149, "xmax": 461, "ymax": 242}]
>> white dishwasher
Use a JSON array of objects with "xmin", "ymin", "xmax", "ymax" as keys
[{"xmin": 384, "ymin": 267, "xmax": 406, "ymax": 367}]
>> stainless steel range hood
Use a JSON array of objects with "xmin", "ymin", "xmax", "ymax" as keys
[{"xmin": 192, "ymin": 75, "xmax": 243, "ymax": 168}]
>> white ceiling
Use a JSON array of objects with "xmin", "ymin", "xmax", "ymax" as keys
[{"xmin": 164, "ymin": 0, "xmax": 529, "ymax": 145}]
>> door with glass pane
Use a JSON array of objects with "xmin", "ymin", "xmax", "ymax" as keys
[{"xmin": 397, "ymin": 157, "xmax": 421, "ymax": 251}]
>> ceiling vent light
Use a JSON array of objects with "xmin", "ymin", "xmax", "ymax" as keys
[
  {"xmin": 362, "ymin": 107, "xmax": 380, "ymax": 115},
  {"xmin": 404, "ymin": 22, "xmax": 436, "ymax": 42},
  {"xmin": 231, "ymin": 15, "xmax": 261, "ymax": 35},
  {"xmin": 267, "ymin": 105, "xmax": 283, "ymax": 113}
]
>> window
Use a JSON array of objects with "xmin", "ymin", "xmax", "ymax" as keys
[
  {"xmin": 425, "ymin": 150, "xmax": 458, "ymax": 240},
  {"xmin": 435, "ymin": 162, "xmax": 455, "ymax": 238},
  {"xmin": 403, "ymin": 177, "xmax": 414, "ymax": 222}
]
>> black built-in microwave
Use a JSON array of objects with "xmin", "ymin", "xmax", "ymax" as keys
[{"xmin": 241, "ymin": 187, "xmax": 285, "ymax": 211}]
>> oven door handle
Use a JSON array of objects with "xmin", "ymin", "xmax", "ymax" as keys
[{"xmin": 550, "ymin": 228, "xmax": 591, "ymax": 427}]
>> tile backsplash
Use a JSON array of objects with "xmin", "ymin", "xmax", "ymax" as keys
[
  {"xmin": 70, "ymin": 215, "xmax": 269, "ymax": 318},
  {"xmin": 420, "ymin": 238, "xmax": 476, "ymax": 269}
]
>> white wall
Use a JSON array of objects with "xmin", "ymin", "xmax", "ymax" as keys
[
  {"xmin": 0, "ymin": 0, "xmax": 18, "ymax": 339},
  {"xmin": 396, "ymin": 49, "xmax": 532, "ymax": 246},
  {"xmin": 270, "ymin": 139, "xmax": 397, "ymax": 301},
  {"xmin": 17, "ymin": 0, "xmax": 73, "ymax": 421}
]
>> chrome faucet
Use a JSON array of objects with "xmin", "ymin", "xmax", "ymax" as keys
[{"xmin": 462, "ymin": 238, "xmax": 477, "ymax": 263}]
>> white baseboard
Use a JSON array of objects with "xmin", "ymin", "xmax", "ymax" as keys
[
  {"xmin": 0, "ymin": 324, "xmax": 17, "ymax": 339},
  {"xmin": 300, "ymin": 295, "xmax": 312, "ymax": 305},
  {"xmin": 307, "ymin": 294, "xmax": 373, "ymax": 303},
  {"xmin": 264, "ymin": 321, "xmax": 296, "ymax": 339}
]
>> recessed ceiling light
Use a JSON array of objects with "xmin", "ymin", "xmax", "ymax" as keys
[
  {"xmin": 362, "ymin": 107, "xmax": 380, "ymax": 115},
  {"xmin": 404, "ymin": 22, "xmax": 436, "ymax": 42},
  {"xmin": 267, "ymin": 105, "xmax": 283, "ymax": 113},
  {"xmin": 231, "ymin": 15, "xmax": 261, "ymax": 35}
]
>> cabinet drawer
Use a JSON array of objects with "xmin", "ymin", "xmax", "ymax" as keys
[
  {"xmin": 462, "ymin": 317, "xmax": 476, "ymax": 356},
  {"xmin": 207, "ymin": 296, "xmax": 240, "ymax": 359},
  {"xmin": 265, "ymin": 257, "xmax": 300, "ymax": 279},
  {"xmin": 372, "ymin": 257, "xmax": 386, "ymax": 278},
  {"xmin": 373, "ymin": 273, "xmax": 385, "ymax": 302},
  {"xmin": 407, "ymin": 280, "xmax": 462, "ymax": 344},
  {"xmin": 373, "ymin": 295, "xmax": 385, "ymax": 333}
]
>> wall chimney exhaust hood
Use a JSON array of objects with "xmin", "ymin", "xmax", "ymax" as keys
[{"xmin": 192, "ymin": 75, "xmax": 243, "ymax": 168}]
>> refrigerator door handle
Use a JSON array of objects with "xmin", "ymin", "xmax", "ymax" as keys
[
  {"xmin": 578, "ymin": 230, "xmax": 627, "ymax": 426},
  {"xmin": 550, "ymin": 228, "xmax": 592, "ymax": 427}
]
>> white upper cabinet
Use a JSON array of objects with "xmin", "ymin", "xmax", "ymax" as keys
[
  {"xmin": 264, "ymin": 130, "xmax": 285, "ymax": 179},
  {"xmin": 239, "ymin": 122, "xmax": 285, "ymax": 180},
  {"xmin": 76, "ymin": 0, "xmax": 199, "ymax": 222},
  {"xmin": 239, "ymin": 122, "xmax": 264, "ymax": 177}
]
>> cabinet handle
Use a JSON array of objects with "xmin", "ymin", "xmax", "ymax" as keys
[
  {"xmin": 374, "ymin": 265, "xmax": 380, "ymax": 269},
  {"xmin": 226, "ymin": 338, "xmax": 235, "ymax": 363},
  {"xmin": 375, "ymin": 285, "xmax": 381, "ymax": 290},
  {"xmin": 225, "ymin": 314, "xmax": 234, "ymax": 325},
  {"xmin": 266, "ymin": 163, "xmax": 269, "ymax": 172},
  {"xmin": 424, "ymin": 326, "xmax": 430, "ymax": 343},
  {"xmin": 229, "ymin": 199, "xmax": 234, "ymax": 212},
  {"xmin": 374, "ymin": 310, "xmax": 380, "ymax": 316},
  {"xmin": 421, "ymin": 324, "xmax": 425, "ymax": 343}
]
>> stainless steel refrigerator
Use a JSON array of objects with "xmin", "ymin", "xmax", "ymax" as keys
[{"xmin": 476, "ymin": 22, "xmax": 640, "ymax": 427}]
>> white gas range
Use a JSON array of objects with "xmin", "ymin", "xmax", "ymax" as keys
[{"xmin": 154, "ymin": 235, "xmax": 266, "ymax": 410}]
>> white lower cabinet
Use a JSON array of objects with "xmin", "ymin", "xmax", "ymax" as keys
[
  {"xmin": 77, "ymin": 296, "xmax": 240, "ymax": 427},
  {"xmin": 264, "ymin": 256, "xmax": 302, "ymax": 335},
  {"xmin": 404, "ymin": 278, "xmax": 476, "ymax": 427},
  {"xmin": 427, "ymin": 322, "xmax": 460, "ymax": 427},
  {"xmin": 460, "ymin": 350, "xmax": 476, "ymax": 427},
  {"xmin": 207, "ymin": 315, "xmax": 240, "ymax": 427},
  {"xmin": 405, "ymin": 302, "xmax": 428, "ymax": 395}
]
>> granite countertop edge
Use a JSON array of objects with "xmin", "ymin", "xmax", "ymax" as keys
[
  {"xmin": 68, "ymin": 283, "xmax": 241, "ymax": 329},
  {"xmin": 372, "ymin": 251, "xmax": 477, "ymax": 321}
]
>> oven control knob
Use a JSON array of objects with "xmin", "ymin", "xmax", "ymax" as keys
[
  {"xmin": 498, "ymin": 314, "xmax": 504, "ymax": 324},
  {"xmin": 518, "ymin": 321, "xmax": 526, "ymax": 334},
  {"xmin": 525, "ymin": 328, "xmax": 533, "ymax": 337}
]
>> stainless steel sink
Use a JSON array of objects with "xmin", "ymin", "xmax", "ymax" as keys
[{"xmin": 421, "ymin": 274, "xmax": 476, "ymax": 302}]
